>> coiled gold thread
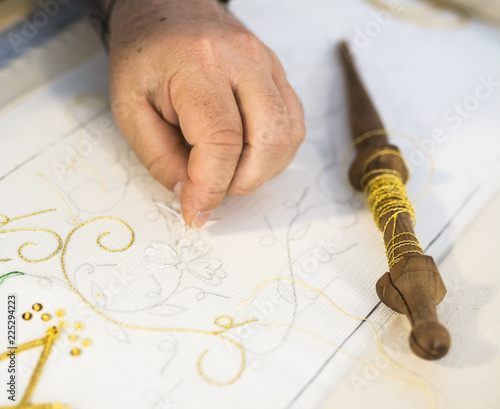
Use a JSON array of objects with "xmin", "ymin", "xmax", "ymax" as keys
[
  {"xmin": 363, "ymin": 169, "xmax": 423, "ymax": 268},
  {"xmin": 0, "ymin": 209, "xmax": 60, "ymax": 263},
  {"xmin": 0, "ymin": 228, "xmax": 63, "ymax": 263}
]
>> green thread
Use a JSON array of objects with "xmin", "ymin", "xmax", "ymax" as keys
[{"xmin": 0, "ymin": 271, "xmax": 24, "ymax": 286}]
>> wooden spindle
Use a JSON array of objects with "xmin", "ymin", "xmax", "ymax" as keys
[{"xmin": 338, "ymin": 41, "xmax": 451, "ymax": 360}]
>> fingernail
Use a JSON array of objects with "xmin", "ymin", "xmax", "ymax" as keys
[
  {"xmin": 173, "ymin": 180, "xmax": 185, "ymax": 200},
  {"xmin": 191, "ymin": 211, "xmax": 210, "ymax": 228}
]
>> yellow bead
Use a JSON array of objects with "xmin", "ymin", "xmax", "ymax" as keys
[
  {"xmin": 32, "ymin": 303, "xmax": 43, "ymax": 312},
  {"xmin": 74, "ymin": 322, "xmax": 85, "ymax": 331},
  {"xmin": 82, "ymin": 338, "xmax": 93, "ymax": 347},
  {"xmin": 41, "ymin": 313, "xmax": 52, "ymax": 321},
  {"xmin": 70, "ymin": 347, "xmax": 81, "ymax": 357},
  {"xmin": 58, "ymin": 320, "xmax": 69, "ymax": 329},
  {"xmin": 56, "ymin": 308, "xmax": 66, "ymax": 317},
  {"xmin": 22, "ymin": 312, "xmax": 33, "ymax": 320},
  {"xmin": 68, "ymin": 334, "xmax": 79, "ymax": 342}
]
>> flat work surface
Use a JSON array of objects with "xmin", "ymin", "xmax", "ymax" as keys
[
  {"xmin": 0, "ymin": 1, "xmax": 499, "ymax": 408},
  {"xmin": 321, "ymin": 190, "xmax": 500, "ymax": 409}
]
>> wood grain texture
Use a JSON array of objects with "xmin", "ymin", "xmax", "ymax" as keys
[{"xmin": 339, "ymin": 41, "xmax": 451, "ymax": 360}]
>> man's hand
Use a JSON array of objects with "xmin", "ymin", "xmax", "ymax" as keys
[{"xmin": 104, "ymin": 0, "xmax": 305, "ymax": 227}]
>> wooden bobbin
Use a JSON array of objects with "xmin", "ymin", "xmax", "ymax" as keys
[{"xmin": 339, "ymin": 41, "xmax": 451, "ymax": 360}]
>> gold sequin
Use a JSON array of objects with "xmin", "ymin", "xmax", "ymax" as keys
[
  {"xmin": 58, "ymin": 320, "xmax": 69, "ymax": 329},
  {"xmin": 70, "ymin": 347, "xmax": 81, "ymax": 357},
  {"xmin": 82, "ymin": 338, "xmax": 93, "ymax": 347},
  {"xmin": 68, "ymin": 334, "xmax": 78, "ymax": 342},
  {"xmin": 74, "ymin": 322, "xmax": 85, "ymax": 331},
  {"xmin": 22, "ymin": 312, "xmax": 33, "ymax": 320},
  {"xmin": 32, "ymin": 303, "xmax": 43, "ymax": 312},
  {"xmin": 56, "ymin": 308, "xmax": 66, "ymax": 317},
  {"xmin": 41, "ymin": 313, "xmax": 52, "ymax": 321}
]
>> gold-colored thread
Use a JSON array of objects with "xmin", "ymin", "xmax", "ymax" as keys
[
  {"xmin": 65, "ymin": 164, "xmax": 106, "ymax": 193},
  {"xmin": 352, "ymin": 128, "xmax": 435, "ymax": 203},
  {"xmin": 1, "ymin": 405, "xmax": 66, "ymax": 409},
  {"xmin": 60, "ymin": 217, "xmax": 255, "ymax": 386},
  {"xmin": 352, "ymin": 133, "xmax": 424, "ymax": 268},
  {"xmin": 0, "ymin": 327, "xmax": 61, "ymax": 408},
  {"xmin": 340, "ymin": 129, "xmax": 434, "ymax": 203},
  {"xmin": 0, "ymin": 209, "xmax": 60, "ymax": 263},
  {"xmin": 360, "ymin": 168, "xmax": 402, "ymax": 189},
  {"xmin": 361, "ymin": 150, "xmax": 406, "ymax": 179},
  {"xmin": 37, "ymin": 173, "xmax": 78, "ymax": 223},
  {"xmin": 363, "ymin": 173, "xmax": 423, "ymax": 268},
  {"xmin": 0, "ymin": 228, "xmax": 63, "ymax": 263},
  {"xmin": 0, "ymin": 209, "xmax": 57, "ymax": 228},
  {"xmin": 238, "ymin": 278, "xmax": 438, "ymax": 409},
  {"xmin": 353, "ymin": 129, "xmax": 388, "ymax": 146},
  {"xmin": 20, "ymin": 328, "xmax": 60, "ymax": 406}
]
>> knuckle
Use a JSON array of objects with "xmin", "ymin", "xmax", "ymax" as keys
[
  {"xmin": 234, "ymin": 31, "xmax": 265, "ymax": 61},
  {"xmin": 184, "ymin": 36, "xmax": 220, "ymax": 67},
  {"xmin": 197, "ymin": 177, "xmax": 229, "ymax": 196},
  {"xmin": 202, "ymin": 128, "xmax": 243, "ymax": 159},
  {"xmin": 254, "ymin": 112, "xmax": 291, "ymax": 153},
  {"xmin": 255, "ymin": 130, "xmax": 291, "ymax": 154},
  {"xmin": 228, "ymin": 183, "xmax": 257, "ymax": 196}
]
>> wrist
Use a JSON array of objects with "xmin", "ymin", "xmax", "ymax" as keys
[{"xmin": 91, "ymin": 0, "xmax": 230, "ymax": 51}]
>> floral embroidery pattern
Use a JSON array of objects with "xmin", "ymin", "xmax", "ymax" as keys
[{"xmin": 143, "ymin": 239, "xmax": 226, "ymax": 286}]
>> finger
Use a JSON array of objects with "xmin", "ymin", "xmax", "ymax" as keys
[
  {"xmin": 272, "ymin": 71, "xmax": 306, "ymax": 151},
  {"xmin": 227, "ymin": 72, "xmax": 296, "ymax": 196},
  {"xmin": 170, "ymin": 73, "xmax": 243, "ymax": 227},
  {"xmin": 114, "ymin": 99, "xmax": 190, "ymax": 197}
]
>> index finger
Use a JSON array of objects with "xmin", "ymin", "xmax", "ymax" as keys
[{"xmin": 170, "ymin": 72, "xmax": 243, "ymax": 227}]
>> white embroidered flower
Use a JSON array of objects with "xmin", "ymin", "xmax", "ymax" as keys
[{"xmin": 143, "ymin": 240, "xmax": 226, "ymax": 286}]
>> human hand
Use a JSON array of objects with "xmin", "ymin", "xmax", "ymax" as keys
[{"xmin": 103, "ymin": 0, "xmax": 305, "ymax": 227}]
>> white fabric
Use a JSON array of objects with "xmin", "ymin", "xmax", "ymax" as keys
[{"xmin": 0, "ymin": 1, "xmax": 499, "ymax": 408}]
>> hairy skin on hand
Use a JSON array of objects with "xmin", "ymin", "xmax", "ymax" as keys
[{"xmin": 96, "ymin": 0, "xmax": 305, "ymax": 228}]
